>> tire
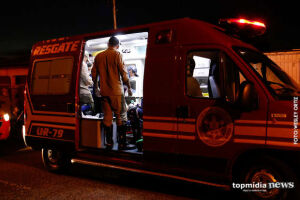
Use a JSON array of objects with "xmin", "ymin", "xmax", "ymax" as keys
[
  {"xmin": 42, "ymin": 148, "xmax": 70, "ymax": 172},
  {"xmin": 235, "ymin": 156, "xmax": 299, "ymax": 200}
]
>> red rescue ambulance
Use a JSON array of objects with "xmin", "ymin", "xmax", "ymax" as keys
[{"xmin": 24, "ymin": 18, "xmax": 300, "ymax": 199}]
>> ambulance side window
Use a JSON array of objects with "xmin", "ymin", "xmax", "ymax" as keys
[{"xmin": 186, "ymin": 51, "xmax": 221, "ymax": 98}]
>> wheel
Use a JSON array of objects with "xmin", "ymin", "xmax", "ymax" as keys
[
  {"xmin": 235, "ymin": 156, "xmax": 299, "ymax": 200},
  {"xmin": 42, "ymin": 148, "xmax": 69, "ymax": 172}
]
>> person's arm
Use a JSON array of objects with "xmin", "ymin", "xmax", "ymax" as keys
[
  {"xmin": 116, "ymin": 52, "xmax": 132, "ymax": 96},
  {"xmin": 81, "ymin": 63, "xmax": 93, "ymax": 86},
  {"xmin": 91, "ymin": 58, "xmax": 98, "ymax": 84},
  {"xmin": 91, "ymin": 57, "xmax": 101, "ymax": 97}
]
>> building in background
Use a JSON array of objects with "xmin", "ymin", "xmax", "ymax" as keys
[{"xmin": 265, "ymin": 50, "xmax": 300, "ymax": 84}]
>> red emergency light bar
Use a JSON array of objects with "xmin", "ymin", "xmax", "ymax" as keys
[
  {"xmin": 229, "ymin": 18, "xmax": 266, "ymax": 28},
  {"xmin": 219, "ymin": 18, "xmax": 266, "ymax": 37}
]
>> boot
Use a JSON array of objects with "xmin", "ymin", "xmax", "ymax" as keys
[
  {"xmin": 104, "ymin": 125, "xmax": 113, "ymax": 150},
  {"xmin": 117, "ymin": 125, "xmax": 135, "ymax": 150}
]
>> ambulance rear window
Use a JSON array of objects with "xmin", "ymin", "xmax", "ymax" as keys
[{"xmin": 31, "ymin": 58, "xmax": 73, "ymax": 95}]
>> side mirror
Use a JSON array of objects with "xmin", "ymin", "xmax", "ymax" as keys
[{"xmin": 238, "ymin": 81, "xmax": 259, "ymax": 111}]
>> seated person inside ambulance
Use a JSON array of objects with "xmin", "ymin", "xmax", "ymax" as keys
[
  {"xmin": 128, "ymin": 65, "xmax": 138, "ymax": 95},
  {"xmin": 186, "ymin": 58, "xmax": 203, "ymax": 97},
  {"xmin": 80, "ymin": 52, "xmax": 94, "ymax": 115}
]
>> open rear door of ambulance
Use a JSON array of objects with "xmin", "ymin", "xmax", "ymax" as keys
[{"xmin": 24, "ymin": 38, "xmax": 84, "ymax": 153}]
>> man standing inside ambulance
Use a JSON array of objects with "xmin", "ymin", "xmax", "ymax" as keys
[{"xmin": 92, "ymin": 36, "xmax": 132, "ymax": 150}]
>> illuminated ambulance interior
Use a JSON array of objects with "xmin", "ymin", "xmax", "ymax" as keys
[
  {"xmin": 191, "ymin": 55, "xmax": 212, "ymax": 97},
  {"xmin": 80, "ymin": 32, "xmax": 148, "ymax": 153}
]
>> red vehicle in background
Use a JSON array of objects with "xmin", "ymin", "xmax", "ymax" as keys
[
  {"xmin": 0, "ymin": 66, "xmax": 27, "ymax": 140},
  {"xmin": 0, "ymin": 84, "xmax": 11, "ymax": 140}
]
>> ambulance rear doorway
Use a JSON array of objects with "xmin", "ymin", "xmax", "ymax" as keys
[{"xmin": 79, "ymin": 32, "xmax": 148, "ymax": 154}]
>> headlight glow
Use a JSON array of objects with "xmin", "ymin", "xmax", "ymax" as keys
[{"xmin": 3, "ymin": 113, "xmax": 10, "ymax": 121}]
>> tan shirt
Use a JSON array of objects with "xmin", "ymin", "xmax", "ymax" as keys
[
  {"xmin": 92, "ymin": 47, "xmax": 130, "ymax": 96},
  {"xmin": 80, "ymin": 62, "xmax": 93, "ymax": 95}
]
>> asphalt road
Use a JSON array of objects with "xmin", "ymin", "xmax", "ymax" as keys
[{"xmin": 0, "ymin": 139, "xmax": 240, "ymax": 200}]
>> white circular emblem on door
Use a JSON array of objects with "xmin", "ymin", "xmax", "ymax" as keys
[{"xmin": 196, "ymin": 107, "xmax": 233, "ymax": 147}]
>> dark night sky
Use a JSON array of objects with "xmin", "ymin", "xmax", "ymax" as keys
[{"xmin": 0, "ymin": 0, "xmax": 299, "ymax": 58}]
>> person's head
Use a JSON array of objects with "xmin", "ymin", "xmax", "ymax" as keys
[
  {"xmin": 127, "ymin": 65, "xmax": 138, "ymax": 77},
  {"xmin": 108, "ymin": 36, "xmax": 120, "ymax": 49}
]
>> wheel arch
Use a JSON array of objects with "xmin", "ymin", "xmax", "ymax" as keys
[{"xmin": 229, "ymin": 148, "xmax": 300, "ymax": 181}]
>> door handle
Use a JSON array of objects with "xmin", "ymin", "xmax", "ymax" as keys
[
  {"xmin": 176, "ymin": 105, "xmax": 189, "ymax": 118},
  {"xmin": 67, "ymin": 103, "xmax": 75, "ymax": 113}
]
